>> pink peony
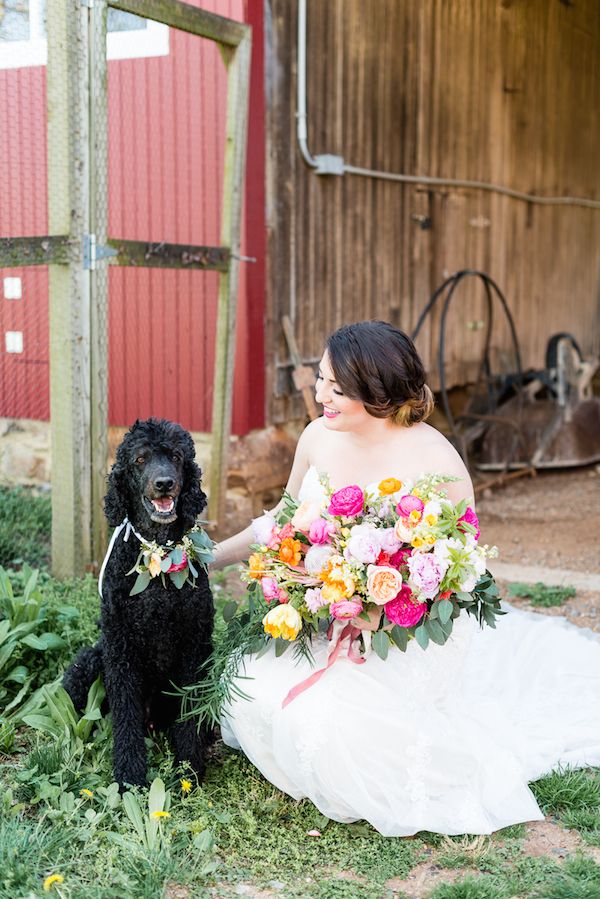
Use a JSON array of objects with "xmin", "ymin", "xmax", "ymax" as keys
[
  {"xmin": 345, "ymin": 525, "xmax": 380, "ymax": 564},
  {"xmin": 308, "ymin": 517, "xmax": 336, "ymax": 545},
  {"xmin": 167, "ymin": 551, "xmax": 188, "ymax": 573},
  {"xmin": 378, "ymin": 527, "xmax": 402, "ymax": 554},
  {"xmin": 305, "ymin": 587, "xmax": 327, "ymax": 613},
  {"xmin": 390, "ymin": 547, "xmax": 412, "ymax": 568},
  {"xmin": 396, "ymin": 494, "xmax": 425, "ymax": 518},
  {"xmin": 328, "ymin": 485, "xmax": 364, "ymax": 517},
  {"xmin": 458, "ymin": 506, "xmax": 481, "ymax": 541},
  {"xmin": 330, "ymin": 598, "xmax": 363, "ymax": 619},
  {"xmin": 384, "ymin": 585, "xmax": 427, "ymax": 627},
  {"xmin": 407, "ymin": 552, "xmax": 446, "ymax": 600}
]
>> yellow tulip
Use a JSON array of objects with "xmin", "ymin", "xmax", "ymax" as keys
[{"xmin": 263, "ymin": 604, "xmax": 302, "ymax": 641}]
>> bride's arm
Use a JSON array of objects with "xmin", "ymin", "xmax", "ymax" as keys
[{"xmin": 210, "ymin": 421, "xmax": 316, "ymax": 570}]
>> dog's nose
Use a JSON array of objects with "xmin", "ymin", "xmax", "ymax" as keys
[{"xmin": 154, "ymin": 476, "xmax": 175, "ymax": 493}]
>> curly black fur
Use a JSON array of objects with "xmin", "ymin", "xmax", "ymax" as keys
[{"xmin": 63, "ymin": 418, "xmax": 213, "ymax": 790}]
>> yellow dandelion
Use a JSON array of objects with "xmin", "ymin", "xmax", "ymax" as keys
[
  {"xmin": 43, "ymin": 874, "xmax": 64, "ymax": 892},
  {"xmin": 151, "ymin": 810, "xmax": 171, "ymax": 819},
  {"xmin": 79, "ymin": 788, "xmax": 94, "ymax": 798},
  {"xmin": 181, "ymin": 778, "xmax": 192, "ymax": 794},
  {"xmin": 425, "ymin": 535, "xmax": 436, "ymax": 545},
  {"xmin": 425, "ymin": 514, "xmax": 437, "ymax": 526},
  {"xmin": 409, "ymin": 509, "xmax": 421, "ymax": 523},
  {"xmin": 411, "ymin": 536, "xmax": 424, "ymax": 548}
]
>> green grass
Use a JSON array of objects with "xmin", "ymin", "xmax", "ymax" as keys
[
  {"xmin": 0, "ymin": 485, "xmax": 51, "ymax": 568},
  {"xmin": 507, "ymin": 581, "xmax": 576, "ymax": 607},
  {"xmin": 3, "ymin": 486, "xmax": 600, "ymax": 898}
]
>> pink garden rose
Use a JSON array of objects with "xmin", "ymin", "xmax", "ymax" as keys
[
  {"xmin": 328, "ymin": 485, "xmax": 364, "ymax": 518},
  {"xmin": 396, "ymin": 494, "xmax": 425, "ymax": 519},
  {"xmin": 330, "ymin": 598, "xmax": 363, "ymax": 619},
  {"xmin": 407, "ymin": 552, "xmax": 446, "ymax": 600},
  {"xmin": 308, "ymin": 517, "xmax": 335, "ymax": 545},
  {"xmin": 384, "ymin": 585, "xmax": 427, "ymax": 628},
  {"xmin": 366, "ymin": 565, "xmax": 404, "ymax": 604},
  {"xmin": 458, "ymin": 506, "xmax": 481, "ymax": 541},
  {"xmin": 261, "ymin": 576, "xmax": 288, "ymax": 604},
  {"xmin": 291, "ymin": 500, "xmax": 322, "ymax": 532},
  {"xmin": 167, "ymin": 551, "xmax": 188, "ymax": 573}
]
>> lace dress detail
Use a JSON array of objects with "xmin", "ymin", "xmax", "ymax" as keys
[{"xmin": 220, "ymin": 468, "xmax": 600, "ymax": 836}]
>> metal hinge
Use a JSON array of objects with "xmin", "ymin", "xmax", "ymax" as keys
[{"xmin": 83, "ymin": 234, "xmax": 118, "ymax": 270}]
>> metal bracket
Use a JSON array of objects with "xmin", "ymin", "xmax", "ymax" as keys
[
  {"xmin": 314, "ymin": 154, "xmax": 345, "ymax": 176},
  {"xmin": 83, "ymin": 234, "xmax": 118, "ymax": 270}
]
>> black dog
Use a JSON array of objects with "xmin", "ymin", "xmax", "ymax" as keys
[{"xmin": 63, "ymin": 418, "xmax": 214, "ymax": 789}]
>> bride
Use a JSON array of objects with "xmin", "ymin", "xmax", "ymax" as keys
[{"xmin": 211, "ymin": 320, "xmax": 600, "ymax": 837}]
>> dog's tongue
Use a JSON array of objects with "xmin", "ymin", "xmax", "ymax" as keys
[{"xmin": 152, "ymin": 497, "xmax": 174, "ymax": 513}]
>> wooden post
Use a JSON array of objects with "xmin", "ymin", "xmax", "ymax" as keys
[
  {"xmin": 89, "ymin": 0, "xmax": 109, "ymax": 567},
  {"xmin": 208, "ymin": 30, "xmax": 252, "ymax": 530},
  {"xmin": 47, "ymin": 0, "xmax": 92, "ymax": 577}
]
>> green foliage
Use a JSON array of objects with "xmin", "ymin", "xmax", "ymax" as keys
[
  {"xmin": 508, "ymin": 581, "xmax": 576, "ymax": 607},
  {"xmin": 429, "ymin": 877, "xmax": 505, "ymax": 899},
  {"xmin": 530, "ymin": 766, "xmax": 600, "ymax": 815},
  {"xmin": 0, "ymin": 485, "xmax": 51, "ymax": 569},
  {"xmin": 531, "ymin": 855, "xmax": 600, "ymax": 899}
]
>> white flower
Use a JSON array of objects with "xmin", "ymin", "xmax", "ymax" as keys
[
  {"xmin": 304, "ymin": 544, "xmax": 334, "ymax": 576},
  {"xmin": 252, "ymin": 513, "xmax": 276, "ymax": 545},
  {"xmin": 423, "ymin": 499, "xmax": 442, "ymax": 519},
  {"xmin": 345, "ymin": 523, "xmax": 380, "ymax": 564},
  {"xmin": 298, "ymin": 467, "xmax": 328, "ymax": 508}
]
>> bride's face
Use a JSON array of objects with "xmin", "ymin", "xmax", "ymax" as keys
[{"xmin": 315, "ymin": 350, "xmax": 373, "ymax": 431}]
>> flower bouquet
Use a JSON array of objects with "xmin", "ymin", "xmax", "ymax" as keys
[
  {"xmin": 177, "ymin": 471, "xmax": 502, "ymax": 725},
  {"xmin": 243, "ymin": 470, "xmax": 502, "ymax": 660},
  {"xmin": 127, "ymin": 523, "xmax": 215, "ymax": 595}
]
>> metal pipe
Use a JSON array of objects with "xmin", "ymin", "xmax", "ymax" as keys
[{"xmin": 295, "ymin": 0, "xmax": 600, "ymax": 210}]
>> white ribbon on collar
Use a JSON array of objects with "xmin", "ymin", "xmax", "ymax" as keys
[{"xmin": 98, "ymin": 517, "xmax": 145, "ymax": 598}]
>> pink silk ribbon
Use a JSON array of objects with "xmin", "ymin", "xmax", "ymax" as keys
[{"xmin": 281, "ymin": 621, "xmax": 365, "ymax": 709}]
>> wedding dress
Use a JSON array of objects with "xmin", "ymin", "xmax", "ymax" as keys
[{"xmin": 220, "ymin": 468, "xmax": 600, "ymax": 837}]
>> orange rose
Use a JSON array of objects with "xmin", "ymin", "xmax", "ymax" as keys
[
  {"xmin": 247, "ymin": 552, "xmax": 266, "ymax": 579},
  {"xmin": 366, "ymin": 564, "xmax": 404, "ymax": 605},
  {"xmin": 278, "ymin": 537, "xmax": 302, "ymax": 566},
  {"xmin": 378, "ymin": 477, "xmax": 403, "ymax": 496}
]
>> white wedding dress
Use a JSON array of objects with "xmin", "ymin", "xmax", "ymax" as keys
[{"xmin": 221, "ymin": 469, "xmax": 600, "ymax": 837}]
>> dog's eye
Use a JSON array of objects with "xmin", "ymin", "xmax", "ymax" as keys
[{"xmin": 135, "ymin": 455, "xmax": 146, "ymax": 465}]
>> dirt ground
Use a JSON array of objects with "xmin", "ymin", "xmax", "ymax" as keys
[{"xmin": 476, "ymin": 463, "xmax": 600, "ymax": 631}]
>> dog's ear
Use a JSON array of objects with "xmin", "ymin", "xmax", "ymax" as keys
[
  {"xmin": 104, "ymin": 461, "xmax": 129, "ymax": 526},
  {"xmin": 179, "ymin": 455, "xmax": 207, "ymax": 528}
]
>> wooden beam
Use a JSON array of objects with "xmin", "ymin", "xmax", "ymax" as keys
[
  {"xmin": 208, "ymin": 31, "xmax": 252, "ymax": 531},
  {"xmin": 109, "ymin": 0, "xmax": 248, "ymax": 46},
  {"xmin": 47, "ymin": 0, "xmax": 92, "ymax": 577},
  {"xmin": 107, "ymin": 238, "xmax": 230, "ymax": 271},
  {"xmin": 0, "ymin": 236, "xmax": 72, "ymax": 267}
]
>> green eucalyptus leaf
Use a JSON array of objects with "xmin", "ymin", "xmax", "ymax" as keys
[
  {"xmin": 170, "ymin": 568, "xmax": 189, "ymax": 589},
  {"xmin": 222, "ymin": 601, "xmax": 238, "ymax": 623},
  {"xmin": 390, "ymin": 626, "xmax": 408, "ymax": 652},
  {"xmin": 437, "ymin": 599, "xmax": 453, "ymax": 625},
  {"xmin": 129, "ymin": 571, "xmax": 151, "ymax": 596},
  {"xmin": 425, "ymin": 618, "xmax": 446, "ymax": 645},
  {"xmin": 414, "ymin": 625, "xmax": 429, "ymax": 650},
  {"xmin": 372, "ymin": 630, "xmax": 389, "ymax": 660}
]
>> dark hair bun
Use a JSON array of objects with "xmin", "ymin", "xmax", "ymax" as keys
[{"xmin": 326, "ymin": 321, "xmax": 434, "ymax": 427}]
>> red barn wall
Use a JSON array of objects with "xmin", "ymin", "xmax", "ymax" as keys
[{"xmin": 0, "ymin": 0, "xmax": 265, "ymax": 435}]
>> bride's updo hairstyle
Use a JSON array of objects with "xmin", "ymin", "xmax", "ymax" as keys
[{"xmin": 325, "ymin": 320, "xmax": 434, "ymax": 427}]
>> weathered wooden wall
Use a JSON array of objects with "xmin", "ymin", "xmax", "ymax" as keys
[{"xmin": 265, "ymin": 0, "xmax": 600, "ymax": 422}]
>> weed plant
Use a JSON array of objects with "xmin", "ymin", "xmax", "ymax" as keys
[{"xmin": 507, "ymin": 581, "xmax": 577, "ymax": 607}]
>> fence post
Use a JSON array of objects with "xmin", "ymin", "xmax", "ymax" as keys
[
  {"xmin": 47, "ymin": 0, "xmax": 92, "ymax": 576},
  {"xmin": 208, "ymin": 31, "xmax": 252, "ymax": 530}
]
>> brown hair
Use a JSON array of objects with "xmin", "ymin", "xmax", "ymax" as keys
[{"xmin": 325, "ymin": 321, "xmax": 434, "ymax": 426}]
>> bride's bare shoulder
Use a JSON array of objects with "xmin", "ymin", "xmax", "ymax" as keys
[{"xmin": 408, "ymin": 423, "xmax": 473, "ymax": 500}]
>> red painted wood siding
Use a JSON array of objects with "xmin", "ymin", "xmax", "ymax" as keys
[{"xmin": 0, "ymin": 0, "xmax": 265, "ymax": 435}]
